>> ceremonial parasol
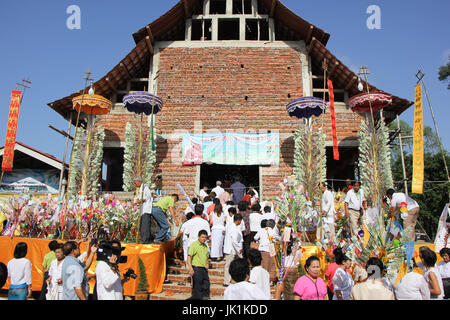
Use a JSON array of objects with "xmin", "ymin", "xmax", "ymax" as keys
[
  {"xmin": 72, "ymin": 89, "xmax": 112, "ymax": 196},
  {"xmin": 286, "ymin": 96, "xmax": 327, "ymax": 120},
  {"xmin": 122, "ymin": 91, "xmax": 163, "ymax": 242},
  {"xmin": 122, "ymin": 91, "xmax": 164, "ymax": 176},
  {"xmin": 348, "ymin": 91, "xmax": 392, "ymax": 113}
]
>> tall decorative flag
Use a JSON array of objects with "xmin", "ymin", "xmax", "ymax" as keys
[
  {"xmin": 1, "ymin": 90, "xmax": 22, "ymax": 172},
  {"xmin": 327, "ymin": 79, "xmax": 339, "ymax": 160},
  {"xmin": 412, "ymin": 84, "xmax": 424, "ymax": 194}
]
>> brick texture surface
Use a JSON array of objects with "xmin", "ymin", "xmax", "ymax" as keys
[{"xmin": 95, "ymin": 47, "xmax": 363, "ymax": 205}]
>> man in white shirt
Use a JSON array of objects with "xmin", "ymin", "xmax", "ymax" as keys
[
  {"xmin": 344, "ymin": 181, "xmax": 366, "ymax": 237},
  {"xmin": 211, "ymin": 181, "xmax": 225, "ymax": 198},
  {"xmin": 223, "ymin": 214, "xmax": 244, "ymax": 287},
  {"xmin": 318, "ymin": 182, "xmax": 335, "ymax": 240},
  {"xmin": 438, "ymin": 248, "xmax": 450, "ymax": 299},
  {"xmin": 387, "ymin": 189, "xmax": 420, "ymax": 241},
  {"xmin": 394, "ymin": 271, "xmax": 430, "ymax": 300},
  {"xmin": 224, "ymin": 258, "xmax": 269, "ymax": 300},
  {"xmin": 181, "ymin": 204, "xmax": 211, "ymax": 256},
  {"xmin": 135, "ymin": 178, "xmax": 154, "ymax": 244},
  {"xmin": 95, "ymin": 243, "xmax": 131, "ymax": 300}
]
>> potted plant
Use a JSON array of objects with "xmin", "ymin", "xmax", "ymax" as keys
[{"xmin": 135, "ymin": 257, "xmax": 149, "ymax": 300}]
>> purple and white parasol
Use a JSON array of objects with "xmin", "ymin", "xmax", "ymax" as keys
[
  {"xmin": 123, "ymin": 92, "xmax": 163, "ymax": 116},
  {"xmin": 286, "ymin": 97, "xmax": 327, "ymax": 119}
]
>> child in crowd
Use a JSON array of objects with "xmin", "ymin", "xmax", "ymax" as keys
[
  {"xmin": 247, "ymin": 248, "xmax": 270, "ymax": 299},
  {"xmin": 254, "ymin": 219, "xmax": 279, "ymax": 286},
  {"xmin": 224, "ymin": 258, "xmax": 269, "ymax": 300}
]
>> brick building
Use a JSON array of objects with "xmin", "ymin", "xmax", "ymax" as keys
[{"xmin": 48, "ymin": 0, "xmax": 412, "ymax": 204}]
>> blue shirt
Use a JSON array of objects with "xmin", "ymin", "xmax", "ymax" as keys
[
  {"xmin": 231, "ymin": 182, "xmax": 246, "ymax": 204},
  {"xmin": 61, "ymin": 256, "xmax": 89, "ymax": 300}
]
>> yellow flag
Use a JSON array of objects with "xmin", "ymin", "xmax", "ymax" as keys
[{"xmin": 412, "ymin": 84, "xmax": 424, "ymax": 194}]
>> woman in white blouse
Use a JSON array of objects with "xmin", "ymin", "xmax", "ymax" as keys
[
  {"xmin": 7, "ymin": 242, "xmax": 32, "ymax": 300},
  {"xmin": 332, "ymin": 247, "xmax": 354, "ymax": 300}
]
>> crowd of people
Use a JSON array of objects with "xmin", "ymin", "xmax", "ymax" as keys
[
  {"xmin": 2, "ymin": 176, "xmax": 449, "ymax": 300},
  {"xmin": 4, "ymin": 238, "xmax": 133, "ymax": 300}
]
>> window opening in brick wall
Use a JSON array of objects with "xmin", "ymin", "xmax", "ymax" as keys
[
  {"xmin": 233, "ymin": 0, "xmax": 255, "ymax": 15},
  {"xmin": 130, "ymin": 80, "xmax": 148, "ymax": 92},
  {"xmin": 200, "ymin": 164, "xmax": 260, "ymax": 199},
  {"xmin": 102, "ymin": 148, "xmax": 124, "ymax": 192},
  {"xmin": 210, "ymin": 0, "xmax": 227, "ymax": 14},
  {"xmin": 257, "ymin": 0, "xmax": 268, "ymax": 14},
  {"xmin": 245, "ymin": 19, "xmax": 258, "ymax": 40},
  {"xmin": 218, "ymin": 19, "xmax": 240, "ymax": 40},
  {"xmin": 192, "ymin": 19, "xmax": 212, "ymax": 40},
  {"xmin": 245, "ymin": 19, "xmax": 269, "ymax": 41}
]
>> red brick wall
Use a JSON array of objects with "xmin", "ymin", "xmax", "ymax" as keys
[{"xmin": 96, "ymin": 47, "xmax": 364, "ymax": 206}]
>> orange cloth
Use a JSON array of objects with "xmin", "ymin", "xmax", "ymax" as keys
[{"xmin": 0, "ymin": 236, "xmax": 174, "ymax": 297}]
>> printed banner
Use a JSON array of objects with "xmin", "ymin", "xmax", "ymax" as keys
[
  {"xmin": 2, "ymin": 90, "xmax": 22, "ymax": 172},
  {"xmin": 412, "ymin": 84, "xmax": 424, "ymax": 194},
  {"xmin": 0, "ymin": 169, "xmax": 60, "ymax": 194},
  {"xmin": 327, "ymin": 79, "xmax": 339, "ymax": 160},
  {"xmin": 182, "ymin": 133, "xmax": 280, "ymax": 166}
]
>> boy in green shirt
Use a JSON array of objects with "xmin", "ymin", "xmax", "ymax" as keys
[{"xmin": 187, "ymin": 230, "xmax": 210, "ymax": 300}]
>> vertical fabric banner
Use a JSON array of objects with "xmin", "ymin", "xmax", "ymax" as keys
[
  {"xmin": 327, "ymin": 79, "xmax": 339, "ymax": 160},
  {"xmin": 2, "ymin": 90, "xmax": 22, "ymax": 172},
  {"xmin": 412, "ymin": 84, "xmax": 424, "ymax": 194}
]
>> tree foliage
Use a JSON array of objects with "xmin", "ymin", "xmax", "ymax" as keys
[{"xmin": 438, "ymin": 56, "xmax": 450, "ymax": 89}]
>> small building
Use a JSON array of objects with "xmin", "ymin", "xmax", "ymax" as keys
[
  {"xmin": 0, "ymin": 142, "xmax": 68, "ymax": 196},
  {"xmin": 48, "ymin": 0, "xmax": 412, "ymax": 204}
]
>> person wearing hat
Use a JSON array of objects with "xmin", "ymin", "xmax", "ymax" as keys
[{"xmin": 135, "ymin": 177, "xmax": 154, "ymax": 244}]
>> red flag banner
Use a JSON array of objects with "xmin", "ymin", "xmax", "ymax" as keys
[
  {"xmin": 327, "ymin": 79, "xmax": 339, "ymax": 160},
  {"xmin": 2, "ymin": 90, "xmax": 22, "ymax": 172}
]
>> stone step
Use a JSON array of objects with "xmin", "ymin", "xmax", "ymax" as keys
[
  {"xmin": 172, "ymin": 258, "xmax": 226, "ymax": 269},
  {"xmin": 168, "ymin": 265, "xmax": 225, "ymax": 277},
  {"xmin": 162, "ymin": 283, "xmax": 277, "ymax": 297},
  {"xmin": 150, "ymin": 292, "xmax": 224, "ymax": 301},
  {"xmin": 162, "ymin": 283, "xmax": 227, "ymax": 296},
  {"xmin": 167, "ymin": 274, "xmax": 225, "ymax": 286}
]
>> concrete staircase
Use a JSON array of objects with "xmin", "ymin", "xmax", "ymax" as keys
[{"xmin": 150, "ymin": 258, "xmax": 276, "ymax": 300}]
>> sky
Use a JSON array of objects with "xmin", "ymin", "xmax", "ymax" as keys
[{"xmin": 0, "ymin": 0, "xmax": 449, "ymax": 163}]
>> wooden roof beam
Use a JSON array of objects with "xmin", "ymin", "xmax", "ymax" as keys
[
  {"xmin": 306, "ymin": 25, "xmax": 314, "ymax": 44},
  {"xmin": 183, "ymin": 0, "xmax": 190, "ymax": 17},
  {"xmin": 270, "ymin": 0, "xmax": 278, "ymax": 18},
  {"xmin": 145, "ymin": 36, "xmax": 154, "ymax": 54},
  {"xmin": 105, "ymin": 77, "xmax": 117, "ymax": 92},
  {"xmin": 120, "ymin": 62, "xmax": 132, "ymax": 79},
  {"xmin": 345, "ymin": 76, "xmax": 358, "ymax": 91}
]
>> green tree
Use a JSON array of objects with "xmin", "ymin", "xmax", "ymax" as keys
[{"xmin": 438, "ymin": 56, "xmax": 450, "ymax": 89}]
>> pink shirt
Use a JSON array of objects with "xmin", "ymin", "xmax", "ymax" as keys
[{"xmin": 293, "ymin": 276, "xmax": 327, "ymax": 300}]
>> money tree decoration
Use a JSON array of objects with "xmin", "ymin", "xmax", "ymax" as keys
[
  {"xmin": 68, "ymin": 128, "xmax": 85, "ymax": 200},
  {"xmin": 86, "ymin": 127, "xmax": 105, "ymax": 198},
  {"xmin": 293, "ymin": 125, "xmax": 327, "ymax": 205},
  {"xmin": 122, "ymin": 122, "xmax": 157, "ymax": 193},
  {"xmin": 358, "ymin": 112, "xmax": 393, "ymax": 208}
]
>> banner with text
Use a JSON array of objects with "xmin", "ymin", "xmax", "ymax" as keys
[
  {"xmin": 182, "ymin": 133, "xmax": 280, "ymax": 166},
  {"xmin": 412, "ymin": 84, "xmax": 424, "ymax": 194},
  {"xmin": 2, "ymin": 90, "xmax": 22, "ymax": 172}
]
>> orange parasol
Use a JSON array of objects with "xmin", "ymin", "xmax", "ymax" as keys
[{"xmin": 72, "ymin": 94, "xmax": 112, "ymax": 115}]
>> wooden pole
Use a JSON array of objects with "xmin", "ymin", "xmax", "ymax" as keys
[
  {"xmin": 396, "ymin": 114, "xmax": 409, "ymax": 195},
  {"xmin": 59, "ymin": 112, "xmax": 73, "ymax": 195}
]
